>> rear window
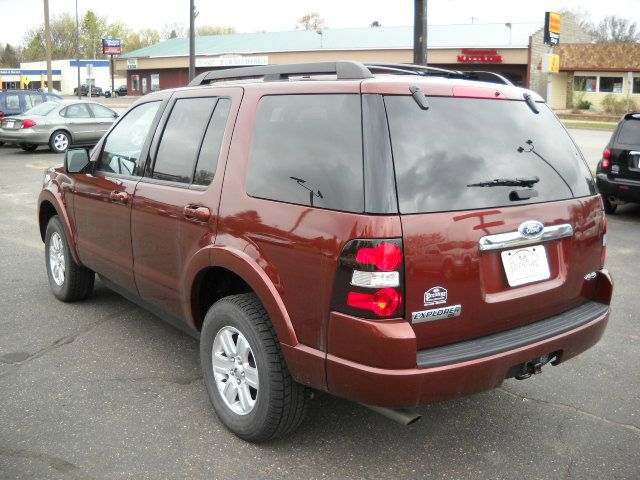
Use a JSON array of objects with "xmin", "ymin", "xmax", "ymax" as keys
[
  {"xmin": 617, "ymin": 118, "xmax": 640, "ymax": 145},
  {"xmin": 384, "ymin": 96, "xmax": 595, "ymax": 214},
  {"xmin": 246, "ymin": 94, "xmax": 363, "ymax": 212}
]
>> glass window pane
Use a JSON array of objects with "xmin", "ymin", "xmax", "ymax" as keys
[
  {"xmin": 89, "ymin": 103, "xmax": 116, "ymax": 118},
  {"xmin": 633, "ymin": 78, "xmax": 640, "ymax": 94},
  {"xmin": 384, "ymin": 96, "xmax": 595, "ymax": 214},
  {"xmin": 5, "ymin": 93, "xmax": 20, "ymax": 110},
  {"xmin": 574, "ymin": 76, "xmax": 597, "ymax": 92},
  {"xmin": 617, "ymin": 118, "xmax": 640, "ymax": 145},
  {"xmin": 246, "ymin": 94, "xmax": 363, "ymax": 212},
  {"xmin": 65, "ymin": 104, "xmax": 91, "ymax": 118},
  {"xmin": 599, "ymin": 77, "xmax": 624, "ymax": 93},
  {"xmin": 97, "ymin": 101, "xmax": 161, "ymax": 176},
  {"xmin": 152, "ymin": 97, "xmax": 217, "ymax": 183},
  {"xmin": 193, "ymin": 98, "xmax": 231, "ymax": 186}
]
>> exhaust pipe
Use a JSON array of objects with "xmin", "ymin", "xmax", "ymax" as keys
[
  {"xmin": 609, "ymin": 196, "xmax": 626, "ymax": 205},
  {"xmin": 361, "ymin": 404, "xmax": 422, "ymax": 426}
]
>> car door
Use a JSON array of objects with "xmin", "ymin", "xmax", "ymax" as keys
[
  {"xmin": 73, "ymin": 99, "xmax": 166, "ymax": 293},
  {"xmin": 131, "ymin": 87, "xmax": 240, "ymax": 320},
  {"xmin": 87, "ymin": 103, "xmax": 117, "ymax": 140},
  {"xmin": 62, "ymin": 103, "xmax": 95, "ymax": 144}
]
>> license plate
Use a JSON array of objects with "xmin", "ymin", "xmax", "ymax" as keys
[
  {"xmin": 500, "ymin": 245, "xmax": 551, "ymax": 287},
  {"xmin": 6, "ymin": 121, "xmax": 14, "ymax": 129}
]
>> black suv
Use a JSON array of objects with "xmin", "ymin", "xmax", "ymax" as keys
[{"xmin": 596, "ymin": 113, "xmax": 640, "ymax": 213}]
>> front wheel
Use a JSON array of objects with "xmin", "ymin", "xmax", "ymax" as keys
[
  {"xmin": 45, "ymin": 216, "xmax": 95, "ymax": 301},
  {"xmin": 20, "ymin": 143, "xmax": 38, "ymax": 152},
  {"xmin": 49, "ymin": 130, "xmax": 70, "ymax": 153},
  {"xmin": 200, "ymin": 293, "xmax": 309, "ymax": 442}
]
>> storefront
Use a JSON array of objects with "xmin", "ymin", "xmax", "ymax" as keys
[{"xmin": 0, "ymin": 68, "xmax": 62, "ymax": 91}]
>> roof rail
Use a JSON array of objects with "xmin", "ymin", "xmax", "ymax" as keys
[
  {"xmin": 189, "ymin": 61, "xmax": 374, "ymax": 86},
  {"xmin": 365, "ymin": 62, "xmax": 513, "ymax": 86}
]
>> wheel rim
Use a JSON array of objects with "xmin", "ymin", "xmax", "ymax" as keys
[
  {"xmin": 53, "ymin": 133, "xmax": 68, "ymax": 151},
  {"xmin": 212, "ymin": 326, "xmax": 259, "ymax": 415},
  {"xmin": 48, "ymin": 232, "xmax": 65, "ymax": 286}
]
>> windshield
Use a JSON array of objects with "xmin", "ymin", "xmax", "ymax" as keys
[
  {"xmin": 384, "ymin": 96, "xmax": 596, "ymax": 214},
  {"xmin": 24, "ymin": 101, "xmax": 60, "ymax": 116}
]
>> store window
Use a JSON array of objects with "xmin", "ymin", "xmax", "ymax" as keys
[
  {"xmin": 574, "ymin": 76, "xmax": 597, "ymax": 92},
  {"xmin": 131, "ymin": 75, "xmax": 140, "ymax": 92},
  {"xmin": 633, "ymin": 77, "xmax": 640, "ymax": 94},
  {"xmin": 599, "ymin": 77, "xmax": 624, "ymax": 93},
  {"xmin": 151, "ymin": 74, "xmax": 160, "ymax": 92}
]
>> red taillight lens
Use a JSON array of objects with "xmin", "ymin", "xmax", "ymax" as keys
[
  {"xmin": 601, "ymin": 159, "xmax": 611, "ymax": 169},
  {"xmin": 347, "ymin": 288, "xmax": 401, "ymax": 316},
  {"xmin": 21, "ymin": 119, "xmax": 37, "ymax": 129},
  {"xmin": 603, "ymin": 149, "xmax": 611, "ymax": 159},
  {"xmin": 0, "ymin": 111, "xmax": 4, "ymax": 121},
  {"xmin": 355, "ymin": 242, "xmax": 402, "ymax": 271}
]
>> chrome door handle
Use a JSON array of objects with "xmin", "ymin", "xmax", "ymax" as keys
[
  {"xmin": 183, "ymin": 205, "xmax": 210, "ymax": 222},
  {"xmin": 109, "ymin": 191, "xmax": 129, "ymax": 204}
]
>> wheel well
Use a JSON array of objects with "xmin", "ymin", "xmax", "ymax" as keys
[
  {"xmin": 39, "ymin": 200, "xmax": 58, "ymax": 241},
  {"xmin": 191, "ymin": 267, "xmax": 252, "ymax": 331}
]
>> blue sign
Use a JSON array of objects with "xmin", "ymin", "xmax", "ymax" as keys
[{"xmin": 102, "ymin": 38, "xmax": 122, "ymax": 48}]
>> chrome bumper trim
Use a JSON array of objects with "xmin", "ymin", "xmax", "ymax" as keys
[{"xmin": 478, "ymin": 223, "xmax": 574, "ymax": 252}]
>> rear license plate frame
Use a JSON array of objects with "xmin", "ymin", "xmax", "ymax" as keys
[{"xmin": 500, "ymin": 245, "xmax": 551, "ymax": 287}]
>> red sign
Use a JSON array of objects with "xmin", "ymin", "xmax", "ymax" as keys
[
  {"xmin": 103, "ymin": 46, "xmax": 121, "ymax": 55},
  {"xmin": 457, "ymin": 49, "xmax": 503, "ymax": 63}
]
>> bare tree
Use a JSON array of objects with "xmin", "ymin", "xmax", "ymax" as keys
[
  {"xmin": 295, "ymin": 12, "xmax": 326, "ymax": 31},
  {"xmin": 196, "ymin": 25, "xmax": 236, "ymax": 36},
  {"xmin": 592, "ymin": 15, "xmax": 640, "ymax": 43}
]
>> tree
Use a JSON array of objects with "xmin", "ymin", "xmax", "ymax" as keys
[
  {"xmin": 592, "ymin": 15, "xmax": 640, "ymax": 43},
  {"xmin": 161, "ymin": 23, "xmax": 186, "ymax": 40},
  {"xmin": 196, "ymin": 25, "xmax": 236, "ymax": 36},
  {"xmin": 371, "ymin": 21, "xmax": 382, "ymax": 28},
  {"xmin": 22, "ymin": 13, "xmax": 77, "ymax": 61},
  {"xmin": 295, "ymin": 12, "xmax": 326, "ymax": 31},
  {"xmin": 0, "ymin": 43, "xmax": 21, "ymax": 67},
  {"xmin": 123, "ymin": 29, "xmax": 161, "ymax": 53}
]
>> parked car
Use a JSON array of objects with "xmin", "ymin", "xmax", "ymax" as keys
[
  {"xmin": 37, "ymin": 61, "xmax": 612, "ymax": 442},
  {"xmin": 115, "ymin": 84, "xmax": 127, "ymax": 96},
  {"xmin": 596, "ymin": 112, "xmax": 640, "ymax": 213},
  {"xmin": 0, "ymin": 89, "xmax": 63, "ymax": 146},
  {"xmin": 0, "ymin": 100, "xmax": 117, "ymax": 152},
  {"xmin": 73, "ymin": 84, "xmax": 102, "ymax": 97}
]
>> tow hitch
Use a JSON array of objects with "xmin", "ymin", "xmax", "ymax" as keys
[{"xmin": 508, "ymin": 353, "xmax": 558, "ymax": 380}]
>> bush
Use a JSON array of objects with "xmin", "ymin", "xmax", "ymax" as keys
[
  {"xmin": 577, "ymin": 99, "xmax": 592, "ymax": 109},
  {"xmin": 600, "ymin": 94, "xmax": 627, "ymax": 115}
]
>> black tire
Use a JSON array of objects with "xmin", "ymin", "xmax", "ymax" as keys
[
  {"xmin": 602, "ymin": 195, "xmax": 617, "ymax": 214},
  {"xmin": 200, "ymin": 293, "xmax": 309, "ymax": 442},
  {"xmin": 0, "ymin": 141, "xmax": 5, "ymax": 146},
  {"xmin": 49, "ymin": 130, "xmax": 71, "ymax": 153},
  {"xmin": 45, "ymin": 215, "xmax": 94, "ymax": 302},
  {"xmin": 20, "ymin": 143, "xmax": 38, "ymax": 152}
]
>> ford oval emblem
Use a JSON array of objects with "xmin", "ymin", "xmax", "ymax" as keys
[{"xmin": 518, "ymin": 220, "xmax": 544, "ymax": 239}]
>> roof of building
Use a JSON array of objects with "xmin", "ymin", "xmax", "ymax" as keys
[
  {"xmin": 556, "ymin": 43, "xmax": 640, "ymax": 72},
  {"xmin": 121, "ymin": 23, "xmax": 542, "ymax": 59}
]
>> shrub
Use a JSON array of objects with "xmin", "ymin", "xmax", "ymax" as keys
[
  {"xmin": 577, "ymin": 99, "xmax": 592, "ymax": 109},
  {"xmin": 600, "ymin": 94, "xmax": 627, "ymax": 115}
]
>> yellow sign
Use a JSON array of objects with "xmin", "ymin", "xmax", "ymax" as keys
[
  {"xmin": 548, "ymin": 54, "xmax": 560, "ymax": 73},
  {"xmin": 549, "ymin": 12, "xmax": 561, "ymax": 34},
  {"xmin": 23, "ymin": 75, "xmax": 30, "ymax": 85}
]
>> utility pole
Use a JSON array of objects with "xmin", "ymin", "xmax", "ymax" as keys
[
  {"xmin": 189, "ymin": 0, "xmax": 196, "ymax": 81},
  {"xmin": 413, "ymin": 0, "xmax": 428, "ymax": 65},
  {"xmin": 43, "ymin": 0, "xmax": 53, "ymax": 93},
  {"xmin": 75, "ymin": 0, "xmax": 81, "ymax": 99}
]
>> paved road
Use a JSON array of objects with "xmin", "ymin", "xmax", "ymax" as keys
[
  {"xmin": 0, "ymin": 146, "xmax": 638, "ymax": 479},
  {"xmin": 567, "ymin": 128, "xmax": 612, "ymax": 171}
]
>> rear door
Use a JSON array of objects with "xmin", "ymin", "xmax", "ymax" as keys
[
  {"xmin": 86, "ymin": 103, "xmax": 117, "ymax": 140},
  {"xmin": 62, "ymin": 103, "xmax": 96, "ymax": 143},
  {"xmin": 383, "ymin": 94, "xmax": 603, "ymax": 349},
  {"xmin": 131, "ymin": 87, "xmax": 239, "ymax": 320}
]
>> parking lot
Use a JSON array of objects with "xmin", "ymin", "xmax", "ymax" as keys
[{"xmin": 0, "ymin": 140, "xmax": 638, "ymax": 479}]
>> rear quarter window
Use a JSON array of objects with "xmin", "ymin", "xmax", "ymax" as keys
[
  {"xmin": 616, "ymin": 118, "xmax": 640, "ymax": 145},
  {"xmin": 246, "ymin": 94, "xmax": 363, "ymax": 213},
  {"xmin": 384, "ymin": 96, "xmax": 596, "ymax": 214}
]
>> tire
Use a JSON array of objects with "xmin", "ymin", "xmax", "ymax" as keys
[
  {"xmin": 49, "ymin": 130, "xmax": 70, "ymax": 153},
  {"xmin": 200, "ymin": 293, "xmax": 309, "ymax": 442},
  {"xmin": 45, "ymin": 215, "xmax": 94, "ymax": 302},
  {"xmin": 20, "ymin": 143, "xmax": 38, "ymax": 152},
  {"xmin": 602, "ymin": 195, "xmax": 617, "ymax": 214}
]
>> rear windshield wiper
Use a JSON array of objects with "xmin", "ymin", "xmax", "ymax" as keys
[{"xmin": 467, "ymin": 176, "xmax": 540, "ymax": 188}]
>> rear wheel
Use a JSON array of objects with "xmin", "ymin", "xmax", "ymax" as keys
[
  {"xmin": 602, "ymin": 195, "xmax": 617, "ymax": 214},
  {"xmin": 200, "ymin": 293, "xmax": 309, "ymax": 442},
  {"xmin": 49, "ymin": 130, "xmax": 70, "ymax": 153},
  {"xmin": 45, "ymin": 216, "xmax": 94, "ymax": 302},
  {"xmin": 20, "ymin": 143, "xmax": 38, "ymax": 152}
]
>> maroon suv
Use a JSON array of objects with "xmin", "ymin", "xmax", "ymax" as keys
[{"xmin": 38, "ymin": 62, "xmax": 613, "ymax": 442}]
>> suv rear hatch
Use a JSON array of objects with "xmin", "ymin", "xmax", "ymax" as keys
[
  {"xmin": 610, "ymin": 113, "xmax": 640, "ymax": 182},
  {"xmin": 383, "ymin": 93, "xmax": 604, "ymax": 349}
]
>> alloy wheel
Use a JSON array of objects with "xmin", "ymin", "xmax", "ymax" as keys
[{"xmin": 49, "ymin": 232, "xmax": 66, "ymax": 286}]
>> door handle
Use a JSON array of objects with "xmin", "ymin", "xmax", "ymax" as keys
[
  {"xmin": 183, "ymin": 204, "xmax": 210, "ymax": 222},
  {"xmin": 109, "ymin": 190, "xmax": 129, "ymax": 204}
]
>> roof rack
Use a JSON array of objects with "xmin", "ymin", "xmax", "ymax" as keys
[
  {"xmin": 189, "ymin": 61, "xmax": 373, "ymax": 86},
  {"xmin": 189, "ymin": 60, "xmax": 513, "ymax": 87}
]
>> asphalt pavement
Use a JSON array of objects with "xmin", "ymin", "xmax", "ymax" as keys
[{"xmin": 0, "ymin": 144, "xmax": 638, "ymax": 479}]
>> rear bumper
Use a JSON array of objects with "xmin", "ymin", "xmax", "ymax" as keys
[
  {"xmin": 324, "ymin": 270, "xmax": 613, "ymax": 408},
  {"xmin": 596, "ymin": 173, "xmax": 640, "ymax": 203},
  {"xmin": 0, "ymin": 128, "xmax": 49, "ymax": 144}
]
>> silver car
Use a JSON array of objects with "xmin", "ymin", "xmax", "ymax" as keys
[{"xmin": 0, "ymin": 100, "xmax": 118, "ymax": 153}]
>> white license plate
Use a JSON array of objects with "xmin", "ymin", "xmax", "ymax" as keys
[
  {"xmin": 6, "ymin": 121, "xmax": 14, "ymax": 129},
  {"xmin": 500, "ymin": 245, "xmax": 551, "ymax": 287}
]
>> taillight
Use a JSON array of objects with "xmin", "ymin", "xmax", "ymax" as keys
[
  {"xmin": 0, "ymin": 111, "xmax": 4, "ymax": 121},
  {"xmin": 21, "ymin": 119, "xmax": 37, "ymax": 129},
  {"xmin": 601, "ymin": 149, "xmax": 611, "ymax": 170},
  {"xmin": 332, "ymin": 238, "xmax": 404, "ymax": 319},
  {"xmin": 601, "ymin": 215, "xmax": 607, "ymax": 268}
]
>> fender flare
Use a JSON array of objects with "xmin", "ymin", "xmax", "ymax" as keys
[
  {"xmin": 38, "ymin": 187, "xmax": 81, "ymax": 264},
  {"xmin": 182, "ymin": 245, "xmax": 298, "ymax": 347}
]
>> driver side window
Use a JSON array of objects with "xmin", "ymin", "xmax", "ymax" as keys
[{"xmin": 96, "ymin": 101, "xmax": 161, "ymax": 176}]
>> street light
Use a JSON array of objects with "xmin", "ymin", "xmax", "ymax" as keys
[
  {"xmin": 316, "ymin": 30, "xmax": 323, "ymax": 48},
  {"xmin": 505, "ymin": 22, "xmax": 513, "ymax": 46}
]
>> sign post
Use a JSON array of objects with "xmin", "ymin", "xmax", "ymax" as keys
[
  {"xmin": 102, "ymin": 38, "xmax": 122, "ymax": 95},
  {"xmin": 543, "ymin": 12, "xmax": 561, "ymax": 104},
  {"xmin": 86, "ymin": 63, "xmax": 93, "ymax": 98}
]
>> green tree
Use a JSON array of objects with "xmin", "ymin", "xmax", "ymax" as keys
[
  {"xmin": 124, "ymin": 29, "xmax": 161, "ymax": 53},
  {"xmin": 0, "ymin": 43, "xmax": 21, "ymax": 67},
  {"xmin": 22, "ymin": 13, "xmax": 77, "ymax": 61}
]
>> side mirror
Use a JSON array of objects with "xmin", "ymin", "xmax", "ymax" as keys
[{"xmin": 64, "ymin": 148, "xmax": 90, "ymax": 173}]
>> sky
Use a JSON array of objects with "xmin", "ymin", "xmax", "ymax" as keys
[{"xmin": 1, "ymin": 0, "xmax": 640, "ymax": 46}]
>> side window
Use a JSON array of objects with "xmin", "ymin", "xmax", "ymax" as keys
[
  {"xmin": 25, "ymin": 93, "xmax": 44, "ymax": 109},
  {"xmin": 64, "ymin": 104, "xmax": 92, "ymax": 118},
  {"xmin": 246, "ymin": 94, "xmax": 363, "ymax": 212},
  {"xmin": 96, "ymin": 101, "xmax": 161, "ymax": 176},
  {"xmin": 152, "ymin": 97, "xmax": 217, "ymax": 183},
  {"xmin": 193, "ymin": 98, "xmax": 231, "ymax": 186},
  {"xmin": 5, "ymin": 93, "xmax": 20, "ymax": 110},
  {"xmin": 89, "ymin": 103, "xmax": 116, "ymax": 118}
]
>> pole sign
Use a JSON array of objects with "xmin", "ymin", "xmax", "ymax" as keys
[
  {"xmin": 102, "ymin": 38, "xmax": 122, "ymax": 55},
  {"xmin": 544, "ymin": 12, "xmax": 561, "ymax": 45},
  {"xmin": 543, "ymin": 54, "xmax": 560, "ymax": 73}
]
